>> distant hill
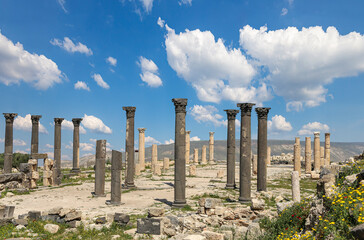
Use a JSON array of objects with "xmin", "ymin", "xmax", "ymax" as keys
[{"xmin": 78, "ymin": 140, "xmax": 364, "ymax": 167}]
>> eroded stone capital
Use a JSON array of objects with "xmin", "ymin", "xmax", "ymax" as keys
[
  {"xmin": 54, "ymin": 118, "xmax": 64, "ymax": 125},
  {"xmin": 186, "ymin": 130, "xmax": 191, "ymax": 135},
  {"xmin": 138, "ymin": 128, "xmax": 146, "ymax": 133},
  {"xmin": 3, "ymin": 113, "xmax": 18, "ymax": 123},
  {"xmin": 123, "ymin": 106, "xmax": 136, "ymax": 118},
  {"xmin": 209, "ymin": 132, "xmax": 214, "ymax": 136},
  {"xmin": 224, "ymin": 109, "xmax": 239, "ymax": 120},
  {"xmin": 237, "ymin": 103, "xmax": 255, "ymax": 116},
  {"xmin": 72, "ymin": 118, "xmax": 83, "ymax": 126},
  {"xmin": 325, "ymin": 133, "xmax": 330, "ymax": 137},
  {"xmin": 31, "ymin": 115, "xmax": 42, "ymax": 124},
  {"xmin": 255, "ymin": 107, "xmax": 271, "ymax": 119},
  {"xmin": 172, "ymin": 98, "xmax": 187, "ymax": 113},
  {"xmin": 314, "ymin": 131, "xmax": 320, "ymax": 137}
]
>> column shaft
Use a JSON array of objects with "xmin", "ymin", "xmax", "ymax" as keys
[
  {"xmin": 53, "ymin": 118, "xmax": 64, "ymax": 185},
  {"xmin": 110, "ymin": 150, "xmax": 122, "ymax": 204},
  {"xmin": 225, "ymin": 109, "xmax": 239, "ymax": 189},
  {"xmin": 172, "ymin": 98, "xmax": 187, "ymax": 207},
  {"xmin": 209, "ymin": 132, "xmax": 214, "ymax": 164},
  {"xmin": 185, "ymin": 131, "xmax": 191, "ymax": 164},
  {"xmin": 237, "ymin": 103, "xmax": 255, "ymax": 202},
  {"xmin": 72, "ymin": 118, "xmax": 82, "ymax": 172},
  {"xmin": 305, "ymin": 137, "xmax": 312, "ymax": 174},
  {"xmin": 201, "ymin": 145, "xmax": 207, "ymax": 164},
  {"xmin": 256, "ymin": 107, "xmax": 270, "ymax": 192},
  {"xmin": 94, "ymin": 139, "xmax": 106, "ymax": 196},
  {"xmin": 123, "ymin": 107, "xmax": 136, "ymax": 188},
  {"xmin": 314, "ymin": 132, "xmax": 320, "ymax": 172},
  {"xmin": 3, "ymin": 113, "xmax": 17, "ymax": 173},
  {"xmin": 325, "ymin": 133, "xmax": 330, "ymax": 166},
  {"xmin": 138, "ymin": 128, "xmax": 146, "ymax": 170}
]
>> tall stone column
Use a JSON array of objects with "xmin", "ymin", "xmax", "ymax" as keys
[
  {"xmin": 320, "ymin": 146, "xmax": 325, "ymax": 167},
  {"xmin": 256, "ymin": 107, "xmax": 270, "ymax": 192},
  {"xmin": 201, "ymin": 145, "xmax": 207, "ymax": 164},
  {"xmin": 152, "ymin": 144, "xmax": 158, "ymax": 166},
  {"xmin": 314, "ymin": 132, "xmax": 320, "ymax": 172},
  {"xmin": 325, "ymin": 133, "xmax": 330, "ymax": 166},
  {"xmin": 123, "ymin": 107, "xmax": 136, "ymax": 188},
  {"xmin": 291, "ymin": 171, "xmax": 300, "ymax": 203},
  {"xmin": 138, "ymin": 128, "xmax": 146, "ymax": 170},
  {"xmin": 237, "ymin": 103, "xmax": 255, "ymax": 202},
  {"xmin": 53, "ymin": 118, "xmax": 64, "ymax": 186},
  {"xmin": 209, "ymin": 132, "xmax": 214, "ymax": 164},
  {"xmin": 185, "ymin": 131, "xmax": 191, "ymax": 164},
  {"xmin": 294, "ymin": 137, "xmax": 301, "ymax": 176},
  {"xmin": 72, "ymin": 118, "xmax": 82, "ymax": 173},
  {"xmin": 31, "ymin": 115, "xmax": 41, "ymax": 158},
  {"xmin": 305, "ymin": 137, "xmax": 312, "ymax": 174},
  {"xmin": 94, "ymin": 140, "xmax": 106, "ymax": 196},
  {"xmin": 193, "ymin": 148, "xmax": 198, "ymax": 164},
  {"xmin": 172, "ymin": 98, "xmax": 187, "ymax": 207},
  {"xmin": 3, "ymin": 113, "xmax": 17, "ymax": 173},
  {"xmin": 266, "ymin": 146, "xmax": 271, "ymax": 165},
  {"xmin": 225, "ymin": 109, "xmax": 239, "ymax": 189},
  {"xmin": 110, "ymin": 150, "xmax": 122, "ymax": 205}
]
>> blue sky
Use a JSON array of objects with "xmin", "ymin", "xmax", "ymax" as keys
[{"xmin": 0, "ymin": 0, "xmax": 364, "ymax": 160}]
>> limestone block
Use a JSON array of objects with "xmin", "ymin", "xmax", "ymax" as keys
[
  {"xmin": 28, "ymin": 159, "xmax": 37, "ymax": 165},
  {"xmin": 43, "ymin": 171, "xmax": 53, "ymax": 178},
  {"xmin": 202, "ymin": 231, "xmax": 224, "ymax": 240},
  {"xmin": 163, "ymin": 157, "xmax": 169, "ymax": 170},
  {"xmin": 153, "ymin": 164, "xmax": 161, "ymax": 176},
  {"xmin": 31, "ymin": 171, "xmax": 39, "ymax": 180},
  {"xmin": 148, "ymin": 208, "xmax": 165, "ymax": 217},
  {"xmin": 64, "ymin": 210, "xmax": 82, "ymax": 222},
  {"xmin": 216, "ymin": 170, "xmax": 224, "ymax": 178},
  {"xmin": 44, "ymin": 224, "xmax": 60, "ymax": 234},
  {"xmin": 137, "ymin": 218, "xmax": 162, "ymax": 235},
  {"xmin": 251, "ymin": 199, "xmax": 265, "ymax": 211},
  {"xmin": 189, "ymin": 165, "xmax": 196, "ymax": 176},
  {"xmin": 114, "ymin": 213, "xmax": 130, "ymax": 225}
]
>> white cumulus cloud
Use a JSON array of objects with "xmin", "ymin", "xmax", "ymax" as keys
[
  {"xmin": 190, "ymin": 105, "xmax": 226, "ymax": 127},
  {"xmin": 239, "ymin": 25, "xmax": 364, "ymax": 111},
  {"xmin": 45, "ymin": 144, "xmax": 53, "ymax": 148},
  {"xmin": 140, "ymin": 0, "xmax": 153, "ymax": 13},
  {"xmin": 164, "ymin": 25, "xmax": 271, "ymax": 104},
  {"xmin": 268, "ymin": 115, "xmax": 292, "ymax": 132},
  {"xmin": 0, "ymin": 32, "xmax": 63, "ymax": 90},
  {"xmin": 82, "ymin": 114, "xmax": 112, "ymax": 134},
  {"xmin": 281, "ymin": 8, "xmax": 288, "ymax": 16},
  {"xmin": 145, "ymin": 136, "xmax": 161, "ymax": 146},
  {"xmin": 80, "ymin": 142, "xmax": 94, "ymax": 152},
  {"xmin": 62, "ymin": 119, "xmax": 86, "ymax": 134},
  {"xmin": 190, "ymin": 136, "xmax": 200, "ymax": 141},
  {"xmin": 74, "ymin": 81, "xmax": 90, "ymax": 91},
  {"xmin": 157, "ymin": 17, "xmax": 165, "ymax": 28},
  {"xmin": 138, "ymin": 56, "xmax": 162, "ymax": 87},
  {"xmin": 14, "ymin": 139, "xmax": 26, "ymax": 146},
  {"xmin": 298, "ymin": 122, "xmax": 330, "ymax": 135},
  {"xmin": 50, "ymin": 37, "xmax": 93, "ymax": 56},
  {"xmin": 164, "ymin": 139, "xmax": 174, "ymax": 144},
  {"xmin": 92, "ymin": 73, "xmax": 110, "ymax": 89},
  {"xmin": 106, "ymin": 56, "xmax": 117, "ymax": 66},
  {"xmin": 14, "ymin": 114, "xmax": 48, "ymax": 134}
]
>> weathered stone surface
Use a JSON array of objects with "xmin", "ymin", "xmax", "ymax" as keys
[
  {"xmin": 137, "ymin": 218, "xmax": 162, "ymax": 235},
  {"xmin": 214, "ymin": 206, "xmax": 225, "ymax": 216},
  {"xmin": 246, "ymin": 222, "xmax": 262, "ymax": 239},
  {"xmin": 148, "ymin": 208, "xmax": 165, "ymax": 218},
  {"xmin": 183, "ymin": 235, "xmax": 206, "ymax": 240},
  {"xmin": 345, "ymin": 174, "xmax": 357, "ymax": 185},
  {"xmin": 67, "ymin": 220, "xmax": 81, "ymax": 228},
  {"xmin": 114, "ymin": 213, "xmax": 130, "ymax": 225},
  {"xmin": 277, "ymin": 201, "xmax": 294, "ymax": 213},
  {"xmin": 28, "ymin": 211, "xmax": 41, "ymax": 220},
  {"xmin": 96, "ymin": 217, "xmax": 107, "ymax": 224},
  {"xmin": 205, "ymin": 198, "xmax": 221, "ymax": 209},
  {"xmin": 48, "ymin": 207, "xmax": 62, "ymax": 215},
  {"xmin": 202, "ymin": 231, "xmax": 224, "ymax": 240},
  {"xmin": 189, "ymin": 165, "xmax": 196, "ymax": 176},
  {"xmin": 292, "ymin": 171, "xmax": 300, "ymax": 203},
  {"xmin": 251, "ymin": 199, "xmax": 265, "ymax": 210},
  {"xmin": 0, "ymin": 217, "xmax": 13, "ymax": 226},
  {"xmin": 350, "ymin": 223, "xmax": 364, "ymax": 240},
  {"xmin": 64, "ymin": 210, "xmax": 82, "ymax": 222},
  {"xmin": 44, "ymin": 224, "xmax": 60, "ymax": 234},
  {"xmin": 222, "ymin": 209, "xmax": 235, "ymax": 220},
  {"xmin": 12, "ymin": 219, "xmax": 28, "ymax": 226},
  {"xmin": 216, "ymin": 170, "xmax": 224, "ymax": 178},
  {"xmin": 0, "ymin": 173, "xmax": 24, "ymax": 184}
]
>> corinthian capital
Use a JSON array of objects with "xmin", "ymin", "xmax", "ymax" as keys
[
  {"xmin": 172, "ymin": 98, "xmax": 188, "ymax": 113},
  {"xmin": 255, "ymin": 107, "xmax": 270, "ymax": 119},
  {"xmin": 123, "ymin": 106, "xmax": 136, "ymax": 118}
]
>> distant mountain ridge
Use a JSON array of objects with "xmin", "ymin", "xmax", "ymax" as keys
[{"xmin": 77, "ymin": 140, "xmax": 364, "ymax": 167}]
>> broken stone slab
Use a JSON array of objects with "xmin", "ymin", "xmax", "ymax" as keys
[
  {"xmin": 148, "ymin": 208, "xmax": 165, "ymax": 218},
  {"xmin": 12, "ymin": 219, "xmax": 28, "ymax": 226},
  {"xmin": 250, "ymin": 199, "xmax": 265, "ymax": 211},
  {"xmin": 114, "ymin": 213, "xmax": 130, "ymax": 225},
  {"xmin": 137, "ymin": 218, "xmax": 162, "ymax": 235},
  {"xmin": 64, "ymin": 210, "xmax": 82, "ymax": 222},
  {"xmin": 44, "ymin": 223, "xmax": 60, "ymax": 234},
  {"xmin": 199, "ymin": 198, "xmax": 221, "ymax": 209},
  {"xmin": 350, "ymin": 223, "xmax": 364, "ymax": 240},
  {"xmin": 28, "ymin": 211, "xmax": 41, "ymax": 221},
  {"xmin": 47, "ymin": 207, "xmax": 62, "ymax": 215},
  {"xmin": 95, "ymin": 217, "xmax": 107, "ymax": 224},
  {"xmin": 67, "ymin": 220, "xmax": 81, "ymax": 228},
  {"xmin": 202, "ymin": 231, "xmax": 224, "ymax": 240},
  {"xmin": 0, "ymin": 173, "xmax": 25, "ymax": 183},
  {"xmin": 345, "ymin": 174, "xmax": 357, "ymax": 185}
]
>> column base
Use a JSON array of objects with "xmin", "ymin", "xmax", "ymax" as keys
[
  {"xmin": 172, "ymin": 200, "xmax": 187, "ymax": 208},
  {"xmin": 71, "ymin": 168, "xmax": 81, "ymax": 173},
  {"xmin": 238, "ymin": 197, "xmax": 251, "ymax": 203},
  {"xmin": 105, "ymin": 200, "xmax": 124, "ymax": 206},
  {"xmin": 91, "ymin": 192, "xmax": 106, "ymax": 197},
  {"xmin": 225, "ymin": 184, "xmax": 236, "ymax": 189},
  {"xmin": 123, "ymin": 183, "xmax": 136, "ymax": 189}
]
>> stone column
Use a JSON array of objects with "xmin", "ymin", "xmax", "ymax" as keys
[
  {"xmin": 225, "ymin": 109, "xmax": 239, "ymax": 189},
  {"xmin": 31, "ymin": 115, "xmax": 41, "ymax": 158},
  {"xmin": 325, "ymin": 133, "xmax": 330, "ymax": 166},
  {"xmin": 209, "ymin": 132, "xmax": 214, "ymax": 164},
  {"xmin": 305, "ymin": 137, "xmax": 312, "ymax": 174},
  {"xmin": 256, "ymin": 107, "xmax": 270, "ymax": 192},
  {"xmin": 53, "ymin": 118, "xmax": 64, "ymax": 186},
  {"xmin": 71, "ymin": 118, "xmax": 82, "ymax": 173},
  {"xmin": 201, "ymin": 145, "xmax": 207, "ymax": 164},
  {"xmin": 123, "ymin": 106, "xmax": 136, "ymax": 189},
  {"xmin": 294, "ymin": 137, "xmax": 301, "ymax": 177},
  {"xmin": 320, "ymin": 146, "xmax": 325, "ymax": 167},
  {"xmin": 237, "ymin": 103, "xmax": 255, "ymax": 202},
  {"xmin": 172, "ymin": 98, "xmax": 187, "ymax": 207},
  {"xmin": 291, "ymin": 171, "xmax": 300, "ymax": 203},
  {"xmin": 94, "ymin": 140, "xmax": 106, "ymax": 197},
  {"xmin": 252, "ymin": 154, "xmax": 258, "ymax": 175},
  {"xmin": 193, "ymin": 148, "xmax": 198, "ymax": 164},
  {"xmin": 163, "ymin": 157, "xmax": 170, "ymax": 170},
  {"xmin": 3, "ymin": 113, "xmax": 17, "ymax": 173},
  {"xmin": 152, "ymin": 144, "xmax": 158, "ymax": 167},
  {"xmin": 185, "ymin": 131, "xmax": 191, "ymax": 165},
  {"xmin": 138, "ymin": 128, "xmax": 146, "ymax": 170},
  {"xmin": 110, "ymin": 150, "xmax": 122, "ymax": 205},
  {"xmin": 314, "ymin": 132, "xmax": 320, "ymax": 172},
  {"xmin": 266, "ymin": 146, "xmax": 271, "ymax": 165}
]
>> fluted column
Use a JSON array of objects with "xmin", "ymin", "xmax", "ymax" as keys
[
  {"xmin": 209, "ymin": 132, "xmax": 214, "ymax": 164},
  {"xmin": 53, "ymin": 118, "xmax": 64, "ymax": 186},
  {"xmin": 172, "ymin": 98, "xmax": 187, "ymax": 207},
  {"xmin": 185, "ymin": 131, "xmax": 191, "ymax": 164},
  {"xmin": 314, "ymin": 132, "xmax": 320, "ymax": 172},
  {"xmin": 138, "ymin": 128, "xmax": 146, "ymax": 170},
  {"xmin": 325, "ymin": 133, "xmax": 330, "ymax": 166},
  {"xmin": 225, "ymin": 109, "xmax": 239, "ymax": 189},
  {"xmin": 3, "ymin": 113, "xmax": 17, "ymax": 173},
  {"xmin": 237, "ymin": 103, "xmax": 255, "ymax": 202},
  {"xmin": 72, "ymin": 118, "xmax": 82, "ymax": 173},
  {"xmin": 305, "ymin": 137, "xmax": 312, "ymax": 174},
  {"xmin": 123, "ymin": 106, "xmax": 136, "ymax": 188},
  {"xmin": 256, "ymin": 107, "xmax": 270, "ymax": 192},
  {"xmin": 31, "ymin": 115, "xmax": 41, "ymax": 159}
]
